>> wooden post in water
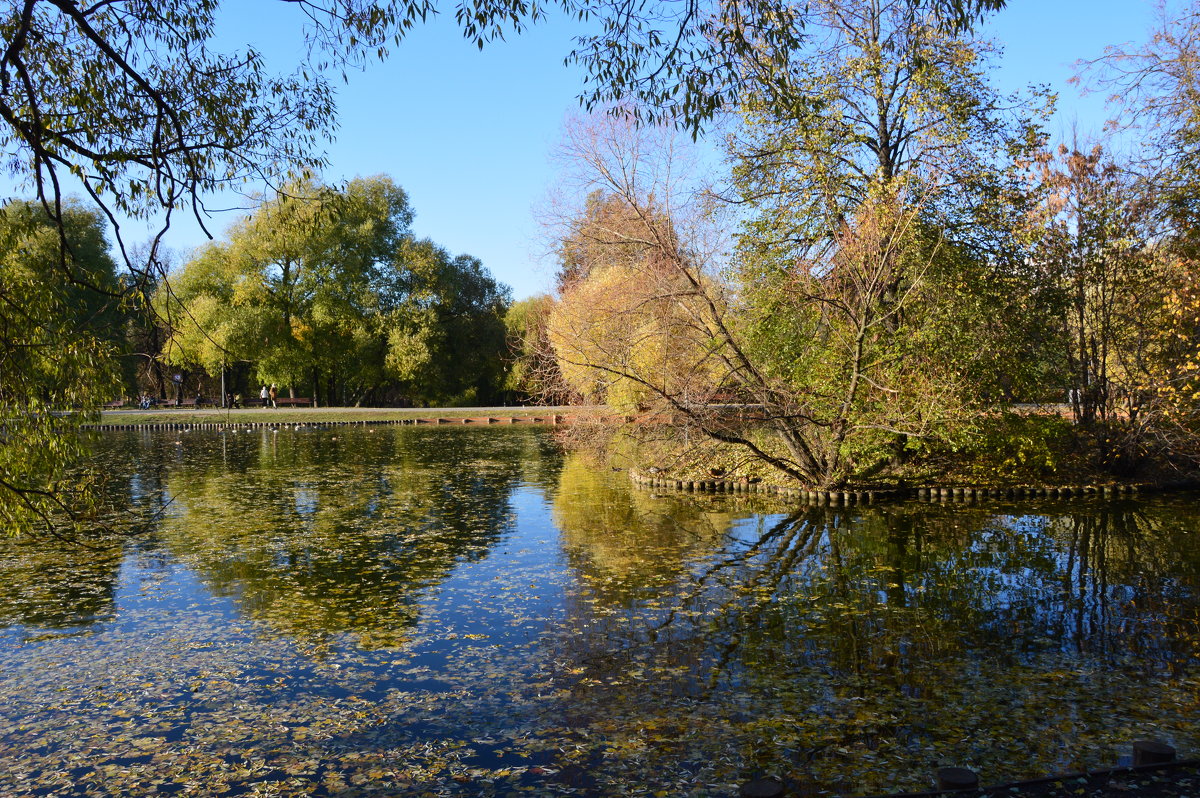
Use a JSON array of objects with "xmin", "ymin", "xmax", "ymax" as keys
[
  {"xmin": 739, "ymin": 777, "xmax": 784, "ymax": 798},
  {"xmin": 935, "ymin": 767, "xmax": 978, "ymax": 790},
  {"xmin": 1132, "ymin": 740, "xmax": 1176, "ymax": 765}
]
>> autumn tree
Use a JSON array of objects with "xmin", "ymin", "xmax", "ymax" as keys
[
  {"xmin": 547, "ymin": 170, "xmax": 722, "ymax": 413},
  {"xmin": 1079, "ymin": 2, "xmax": 1200, "ymax": 466},
  {"xmin": 1082, "ymin": 0, "xmax": 1200, "ymax": 244},
  {"xmin": 544, "ymin": 113, "xmax": 741, "ymax": 420},
  {"xmin": 1147, "ymin": 267, "xmax": 1200, "ymax": 462},
  {"xmin": 542, "ymin": 112, "xmax": 892, "ymax": 484},
  {"xmin": 1029, "ymin": 146, "xmax": 1162, "ymax": 427},
  {"xmin": 723, "ymin": 0, "xmax": 1052, "ymax": 484}
]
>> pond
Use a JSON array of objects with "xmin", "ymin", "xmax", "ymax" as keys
[{"xmin": 0, "ymin": 426, "xmax": 1197, "ymax": 797}]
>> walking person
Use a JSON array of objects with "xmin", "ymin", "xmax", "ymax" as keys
[
  {"xmin": 269, "ymin": 384, "xmax": 278, "ymax": 409},
  {"xmin": 260, "ymin": 385, "xmax": 269, "ymax": 407}
]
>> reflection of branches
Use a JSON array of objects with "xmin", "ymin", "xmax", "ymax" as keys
[
  {"xmin": 656, "ymin": 508, "xmax": 809, "ymax": 636},
  {"xmin": 703, "ymin": 513, "xmax": 829, "ymax": 689},
  {"xmin": 1048, "ymin": 505, "xmax": 1200, "ymax": 668},
  {"xmin": 562, "ymin": 507, "xmax": 833, "ymax": 695}
]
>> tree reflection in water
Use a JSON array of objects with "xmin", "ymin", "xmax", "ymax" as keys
[
  {"xmin": 547, "ymin": 478, "xmax": 1200, "ymax": 792},
  {"xmin": 0, "ymin": 430, "xmax": 1194, "ymax": 796}
]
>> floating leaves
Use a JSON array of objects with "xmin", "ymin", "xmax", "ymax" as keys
[{"xmin": 0, "ymin": 430, "xmax": 1197, "ymax": 795}]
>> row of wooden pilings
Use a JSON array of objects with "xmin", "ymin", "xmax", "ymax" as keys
[
  {"xmin": 84, "ymin": 416, "xmax": 568, "ymax": 432},
  {"xmin": 630, "ymin": 469, "xmax": 1167, "ymax": 505},
  {"xmin": 631, "ymin": 470, "xmax": 903, "ymax": 504},
  {"xmin": 738, "ymin": 740, "xmax": 1183, "ymax": 797}
]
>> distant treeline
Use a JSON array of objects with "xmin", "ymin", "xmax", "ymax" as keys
[{"xmin": 2, "ymin": 177, "xmax": 523, "ymax": 408}]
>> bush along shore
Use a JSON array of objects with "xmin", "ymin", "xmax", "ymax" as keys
[{"xmin": 602, "ymin": 408, "xmax": 1200, "ymax": 507}]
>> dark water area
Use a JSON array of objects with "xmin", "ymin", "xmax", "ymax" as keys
[{"xmin": 0, "ymin": 426, "xmax": 1196, "ymax": 796}]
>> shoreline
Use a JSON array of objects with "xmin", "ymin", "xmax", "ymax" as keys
[
  {"xmin": 87, "ymin": 408, "xmax": 1200, "ymax": 502},
  {"xmin": 629, "ymin": 467, "xmax": 1200, "ymax": 505}
]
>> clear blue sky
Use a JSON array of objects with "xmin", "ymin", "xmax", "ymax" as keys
[{"xmin": 2, "ymin": 0, "xmax": 1166, "ymax": 300}]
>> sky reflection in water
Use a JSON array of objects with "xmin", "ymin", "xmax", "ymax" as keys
[{"xmin": 0, "ymin": 427, "xmax": 1196, "ymax": 796}]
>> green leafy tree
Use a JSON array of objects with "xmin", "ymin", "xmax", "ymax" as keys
[
  {"xmin": 159, "ymin": 175, "xmax": 412, "ymax": 400},
  {"xmin": 729, "ymin": 0, "xmax": 1042, "ymax": 257},
  {"xmin": 504, "ymin": 294, "xmax": 574, "ymax": 404},
  {"xmin": 570, "ymin": 0, "xmax": 1005, "ymax": 134},
  {"xmin": 379, "ymin": 238, "xmax": 511, "ymax": 405},
  {"xmin": 722, "ymin": 0, "xmax": 1053, "ymax": 485},
  {"xmin": 161, "ymin": 176, "xmax": 510, "ymax": 405},
  {"xmin": 0, "ymin": 200, "xmax": 123, "ymax": 534}
]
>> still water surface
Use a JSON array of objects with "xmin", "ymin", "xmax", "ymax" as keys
[{"xmin": 0, "ymin": 427, "xmax": 1197, "ymax": 796}]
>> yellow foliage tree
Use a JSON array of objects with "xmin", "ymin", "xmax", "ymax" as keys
[{"xmin": 547, "ymin": 206, "xmax": 723, "ymax": 414}]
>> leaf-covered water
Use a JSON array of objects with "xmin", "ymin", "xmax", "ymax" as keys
[{"xmin": 0, "ymin": 427, "xmax": 1197, "ymax": 796}]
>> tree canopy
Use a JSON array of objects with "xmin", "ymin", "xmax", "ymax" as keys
[
  {"xmin": 159, "ymin": 175, "xmax": 510, "ymax": 406},
  {"xmin": 0, "ymin": 0, "xmax": 1007, "ymax": 264}
]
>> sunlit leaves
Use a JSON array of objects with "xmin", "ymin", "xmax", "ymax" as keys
[
  {"xmin": 157, "ymin": 176, "xmax": 509, "ymax": 405},
  {"xmin": 0, "ymin": 200, "xmax": 123, "ymax": 535},
  {"xmin": 566, "ymin": 0, "xmax": 1008, "ymax": 136},
  {"xmin": 724, "ymin": 0, "xmax": 1050, "ymax": 486}
]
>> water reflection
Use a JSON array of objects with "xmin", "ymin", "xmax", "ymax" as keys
[
  {"xmin": 0, "ymin": 429, "xmax": 1195, "ymax": 797},
  {"xmin": 552, "ymin": 452, "xmax": 745, "ymax": 602},
  {"xmin": 148, "ymin": 427, "xmax": 549, "ymax": 648},
  {"xmin": 0, "ymin": 535, "xmax": 121, "ymax": 631},
  {"xmin": 542, "ymin": 497, "xmax": 1200, "ymax": 791}
]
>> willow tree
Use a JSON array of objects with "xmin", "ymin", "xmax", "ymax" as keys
[
  {"xmin": 161, "ymin": 176, "xmax": 510, "ymax": 405},
  {"xmin": 0, "ymin": 201, "xmax": 123, "ymax": 535},
  {"xmin": 159, "ymin": 176, "xmax": 413, "ymax": 400},
  {"xmin": 545, "ymin": 107, "xmax": 792, "ymax": 437}
]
